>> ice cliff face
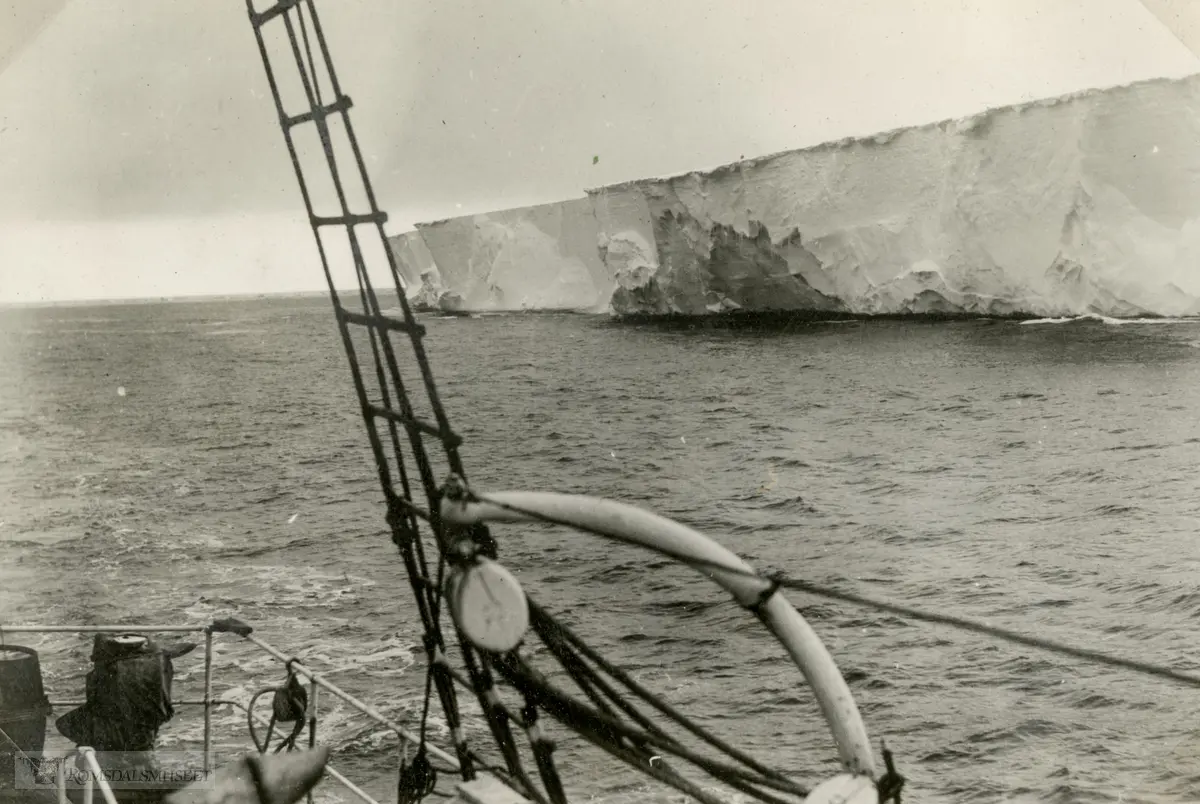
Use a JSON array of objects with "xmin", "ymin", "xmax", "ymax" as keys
[
  {"xmin": 387, "ymin": 230, "xmax": 448, "ymax": 310},
  {"xmin": 415, "ymin": 198, "xmax": 614, "ymax": 312},
  {"xmin": 587, "ymin": 74, "xmax": 1200, "ymax": 317}
]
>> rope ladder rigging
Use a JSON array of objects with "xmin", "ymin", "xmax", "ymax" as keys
[{"xmin": 242, "ymin": 2, "xmax": 855, "ymax": 803}]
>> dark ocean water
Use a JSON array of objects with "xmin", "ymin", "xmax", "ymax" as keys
[{"xmin": 3, "ymin": 298, "xmax": 1200, "ymax": 804}]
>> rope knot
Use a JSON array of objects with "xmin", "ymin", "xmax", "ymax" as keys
[
  {"xmin": 747, "ymin": 572, "xmax": 785, "ymax": 614},
  {"xmin": 386, "ymin": 494, "xmax": 417, "ymax": 548},
  {"xmin": 272, "ymin": 660, "xmax": 308, "ymax": 724},
  {"xmin": 876, "ymin": 740, "xmax": 905, "ymax": 803},
  {"xmin": 396, "ymin": 745, "xmax": 437, "ymax": 804},
  {"xmin": 440, "ymin": 474, "xmax": 469, "ymax": 503}
]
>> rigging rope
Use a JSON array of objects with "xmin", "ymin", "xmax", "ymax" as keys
[
  {"xmin": 466, "ymin": 491, "xmax": 1200, "ymax": 693},
  {"xmin": 254, "ymin": 1, "xmax": 1200, "ymax": 799},
  {"xmin": 527, "ymin": 598, "xmax": 906, "ymax": 802},
  {"xmin": 399, "ymin": 557, "xmax": 448, "ymax": 804},
  {"xmin": 249, "ymin": 3, "xmax": 567, "ymax": 802},
  {"xmin": 527, "ymin": 599, "xmax": 801, "ymax": 785},
  {"xmin": 492, "ymin": 650, "xmax": 803, "ymax": 804},
  {"xmin": 251, "ymin": 3, "xmax": 895, "ymax": 801}
]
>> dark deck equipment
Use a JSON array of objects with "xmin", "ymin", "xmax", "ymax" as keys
[{"xmin": 0, "ymin": 644, "xmax": 52, "ymax": 793}]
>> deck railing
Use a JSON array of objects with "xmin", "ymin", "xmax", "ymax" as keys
[
  {"xmin": 0, "ymin": 619, "xmax": 461, "ymax": 804},
  {"xmin": 59, "ymin": 747, "xmax": 121, "ymax": 804}
]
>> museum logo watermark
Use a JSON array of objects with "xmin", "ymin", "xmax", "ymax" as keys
[{"xmin": 11, "ymin": 752, "xmax": 218, "ymax": 790}]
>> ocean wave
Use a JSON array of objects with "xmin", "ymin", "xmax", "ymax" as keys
[{"xmin": 4, "ymin": 304, "xmax": 1199, "ymax": 802}]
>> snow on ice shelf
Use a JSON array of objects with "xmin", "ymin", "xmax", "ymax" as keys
[
  {"xmin": 413, "ymin": 198, "xmax": 615, "ymax": 313},
  {"xmin": 586, "ymin": 73, "xmax": 1200, "ymax": 318}
]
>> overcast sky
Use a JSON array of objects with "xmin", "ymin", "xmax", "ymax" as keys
[{"xmin": 1, "ymin": 0, "xmax": 1199, "ymax": 302}]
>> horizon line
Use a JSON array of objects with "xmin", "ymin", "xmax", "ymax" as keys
[{"xmin": 0, "ymin": 287, "xmax": 402, "ymax": 310}]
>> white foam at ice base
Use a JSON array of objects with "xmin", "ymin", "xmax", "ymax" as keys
[{"xmin": 1019, "ymin": 313, "xmax": 1200, "ymax": 325}]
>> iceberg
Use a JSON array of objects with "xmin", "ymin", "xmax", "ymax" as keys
[
  {"xmin": 586, "ymin": 74, "xmax": 1200, "ymax": 318},
  {"xmin": 415, "ymin": 198, "xmax": 615, "ymax": 312}
]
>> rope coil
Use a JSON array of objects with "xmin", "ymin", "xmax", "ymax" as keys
[{"xmin": 248, "ymin": 660, "xmax": 310, "ymax": 755}]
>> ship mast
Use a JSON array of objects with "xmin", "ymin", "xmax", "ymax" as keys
[
  {"xmin": 241, "ymin": 3, "xmax": 887, "ymax": 803},
  {"xmin": 242, "ymin": 0, "xmax": 495, "ymax": 787}
]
